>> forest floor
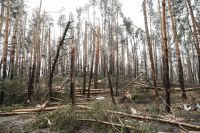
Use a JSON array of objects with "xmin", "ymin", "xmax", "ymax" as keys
[{"xmin": 0, "ymin": 80, "xmax": 200, "ymax": 133}]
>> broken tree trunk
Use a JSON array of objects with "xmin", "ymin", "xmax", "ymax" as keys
[
  {"xmin": 48, "ymin": 21, "xmax": 73, "ymax": 99},
  {"xmin": 106, "ymin": 66, "xmax": 116, "ymax": 104},
  {"xmin": 79, "ymin": 119, "xmax": 135, "ymax": 130},
  {"xmin": 106, "ymin": 110, "xmax": 200, "ymax": 130}
]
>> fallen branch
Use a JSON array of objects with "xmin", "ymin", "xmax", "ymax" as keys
[
  {"xmin": 106, "ymin": 110, "xmax": 200, "ymax": 130},
  {"xmin": 79, "ymin": 119, "xmax": 135, "ymax": 130}
]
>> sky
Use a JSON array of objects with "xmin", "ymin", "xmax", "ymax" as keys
[{"xmin": 26, "ymin": 0, "xmax": 144, "ymax": 28}]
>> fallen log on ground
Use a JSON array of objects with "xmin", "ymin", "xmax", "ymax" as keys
[
  {"xmin": 79, "ymin": 119, "xmax": 136, "ymax": 130},
  {"xmin": 13, "ymin": 105, "xmax": 66, "ymax": 112},
  {"xmin": 106, "ymin": 110, "xmax": 200, "ymax": 130},
  {"xmin": 1, "ymin": 104, "xmax": 200, "ymax": 130},
  {"xmin": 0, "ymin": 111, "xmax": 31, "ymax": 116}
]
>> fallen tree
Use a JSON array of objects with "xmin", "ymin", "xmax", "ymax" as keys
[
  {"xmin": 79, "ymin": 119, "xmax": 136, "ymax": 130},
  {"xmin": 0, "ymin": 104, "xmax": 200, "ymax": 130},
  {"xmin": 106, "ymin": 110, "xmax": 200, "ymax": 130}
]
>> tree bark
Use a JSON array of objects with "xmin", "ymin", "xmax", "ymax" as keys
[
  {"xmin": 162, "ymin": 0, "xmax": 170, "ymax": 113},
  {"xmin": 186, "ymin": 0, "xmax": 200, "ymax": 84},
  {"xmin": 94, "ymin": 26, "xmax": 100, "ymax": 89},
  {"xmin": 83, "ymin": 21, "xmax": 88, "ymax": 95},
  {"xmin": 106, "ymin": 66, "xmax": 116, "ymax": 104},
  {"xmin": 167, "ymin": 0, "xmax": 186, "ymax": 99},
  {"xmin": 143, "ymin": 0, "xmax": 158, "ymax": 96},
  {"xmin": 70, "ymin": 38, "xmax": 76, "ymax": 106},
  {"xmin": 87, "ymin": 28, "xmax": 95, "ymax": 98},
  {"xmin": 9, "ymin": 15, "xmax": 19, "ymax": 80},
  {"xmin": 0, "ymin": 0, "xmax": 5, "ymax": 36},
  {"xmin": 48, "ymin": 21, "xmax": 72, "ymax": 99},
  {"xmin": 2, "ymin": 0, "xmax": 10, "ymax": 79}
]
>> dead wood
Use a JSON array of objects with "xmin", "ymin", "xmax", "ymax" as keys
[
  {"xmin": 79, "ymin": 119, "xmax": 135, "ymax": 129},
  {"xmin": 0, "ymin": 112, "xmax": 31, "ymax": 116},
  {"xmin": 106, "ymin": 110, "xmax": 200, "ymax": 130},
  {"xmin": 13, "ymin": 105, "xmax": 66, "ymax": 113}
]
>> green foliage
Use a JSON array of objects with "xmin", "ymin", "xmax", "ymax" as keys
[
  {"xmin": 0, "ymin": 78, "xmax": 26, "ymax": 105},
  {"xmin": 148, "ymin": 105, "xmax": 160, "ymax": 117},
  {"xmin": 30, "ymin": 106, "xmax": 81, "ymax": 132},
  {"xmin": 0, "ymin": 123, "xmax": 21, "ymax": 133}
]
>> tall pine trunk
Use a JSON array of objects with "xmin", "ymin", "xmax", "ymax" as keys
[
  {"xmin": 143, "ymin": 0, "xmax": 158, "ymax": 96},
  {"xmin": 168, "ymin": 0, "xmax": 186, "ymax": 99},
  {"xmin": 94, "ymin": 26, "xmax": 100, "ymax": 89},
  {"xmin": 162, "ymin": 0, "xmax": 170, "ymax": 113},
  {"xmin": 2, "ymin": 0, "xmax": 10, "ymax": 79}
]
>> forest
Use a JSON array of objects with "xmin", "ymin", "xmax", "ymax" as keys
[{"xmin": 0, "ymin": 0, "xmax": 200, "ymax": 132}]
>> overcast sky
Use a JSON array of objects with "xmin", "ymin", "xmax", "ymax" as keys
[{"xmin": 26, "ymin": 0, "xmax": 144, "ymax": 28}]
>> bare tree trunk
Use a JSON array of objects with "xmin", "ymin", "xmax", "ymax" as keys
[
  {"xmin": 48, "ymin": 27, "xmax": 51, "ymax": 77},
  {"xmin": 94, "ymin": 26, "xmax": 100, "ymax": 89},
  {"xmin": 10, "ymin": 15, "xmax": 19, "ymax": 80},
  {"xmin": 70, "ymin": 37, "xmax": 76, "ymax": 106},
  {"xmin": 143, "ymin": 0, "xmax": 158, "ymax": 96},
  {"xmin": 167, "ymin": 0, "xmax": 186, "ymax": 99},
  {"xmin": 35, "ymin": 0, "xmax": 42, "ymax": 84},
  {"xmin": 0, "ymin": 0, "xmax": 5, "ymax": 36},
  {"xmin": 2, "ymin": 0, "xmax": 10, "ymax": 79},
  {"xmin": 106, "ymin": 66, "xmax": 116, "ymax": 104},
  {"xmin": 116, "ymin": 11, "xmax": 119, "ymax": 95},
  {"xmin": 186, "ymin": 0, "xmax": 200, "ymax": 84},
  {"xmin": 87, "ymin": 27, "xmax": 95, "ymax": 98},
  {"xmin": 83, "ymin": 21, "xmax": 88, "ymax": 95},
  {"xmin": 48, "ymin": 21, "xmax": 72, "ymax": 99},
  {"xmin": 28, "ymin": 28, "xmax": 36, "ymax": 100},
  {"xmin": 162, "ymin": 0, "xmax": 170, "ymax": 113}
]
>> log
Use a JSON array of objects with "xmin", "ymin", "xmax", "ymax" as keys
[
  {"xmin": 0, "ymin": 111, "xmax": 31, "ymax": 116},
  {"xmin": 13, "ymin": 105, "xmax": 66, "ymax": 112},
  {"xmin": 106, "ymin": 110, "xmax": 200, "ymax": 130},
  {"xmin": 79, "ymin": 119, "xmax": 135, "ymax": 129}
]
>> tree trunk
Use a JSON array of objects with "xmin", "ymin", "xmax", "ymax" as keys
[
  {"xmin": 162, "ymin": 0, "xmax": 170, "ymax": 113},
  {"xmin": 83, "ymin": 21, "xmax": 88, "ymax": 95},
  {"xmin": 0, "ymin": 0, "xmax": 5, "ymax": 36},
  {"xmin": 186, "ymin": 0, "xmax": 200, "ymax": 84},
  {"xmin": 167, "ymin": 0, "xmax": 186, "ymax": 99},
  {"xmin": 87, "ymin": 27, "xmax": 95, "ymax": 98},
  {"xmin": 70, "ymin": 38, "xmax": 76, "ymax": 106},
  {"xmin": 48, "ymin": 21, "xmax": 72, "ymax": 99},
  {"xmin": 48, "ymin": 27, "xmax": 51, "ymax": 77},
  {"xmin": 2, "ymin": 0, "xmax": 10, "ymax": 79},
  {"xmin": 94, "ymin": 26, "xmax": 100, "ymax": 89},
  {"xmin": 106, "ymin": 66, "xmax": 116, "ymax": 104},
  {"xmin": 143, "ymin": 0, "xmax": 158, "ymax": 96},
  {"xmin": 10, "ymin": 15, "xmax": 19, "ymax": 80}
]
